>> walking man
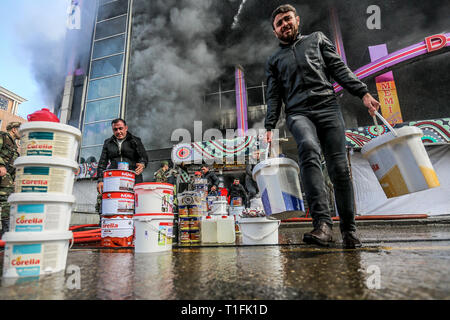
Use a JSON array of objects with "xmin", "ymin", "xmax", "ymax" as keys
[
  {"xmin": 0, "ymin": 122, "xmax": 21, "ymax": 236},
  {"xmin": 265, "ymin": 4, "xmax": 381, "ymax": 248}
]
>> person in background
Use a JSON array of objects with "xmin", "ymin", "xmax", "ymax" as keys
[
  {"xmin": 245, "ymin": 150, "xmax": 261, "ymax": 207},
  {"xmin": 201, "ymin": 165, "xmax": 220, "ymax": 193},
  {"xmin": 0, "ymin": 122, "xmax": 21, "ymax": 236},
  {"xmin": 154, "ymin": 161, "xmax": 170, "ymax": 183},
  {"xmin": 228, "ymin": 177, "xmax": 248, "ymax": 208},
  {"xmin": 265, "ymin": 4, "xmax": 380, "ymax": 248}
]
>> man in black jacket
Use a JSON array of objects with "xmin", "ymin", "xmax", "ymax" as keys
[
  {"xmin": 229, "ymin": 178, "xmax": 248, "ymax": 208},
  {"xmin": 200, "ymin": 165, "xmax": 220, "ymax": 193},
  {"xmin": 97, "ymin": 118, "xmax": 148, "ymax": 193},
  {"xmin": 265, "ymin": 4, "xmax": 381, "ymax": 248}
]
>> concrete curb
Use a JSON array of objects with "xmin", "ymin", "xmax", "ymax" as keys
[{"xmin": 280, "ymin": 216, "xmax": 450, "ymax": 229}]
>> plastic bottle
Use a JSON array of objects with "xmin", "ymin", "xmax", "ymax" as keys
[
  {"xmin": 201, "ymin": 216, "xmax": 217, "ymax": 243},
  {"xmin": 217, "ymin": 215, "xmax": 236, "ymax": 244}
]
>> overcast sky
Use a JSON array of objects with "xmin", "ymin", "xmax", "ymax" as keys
[{"xmin": 0, "ymin": 0, "xmax": 69, "ymax": 118}]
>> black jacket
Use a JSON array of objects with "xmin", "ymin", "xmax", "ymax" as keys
[
  {"xmin": 265, "ymin": 32, "xmax": 369, "ymax": 130},
  {"xmin": 204, "ymin": 170, "xmax": 220, "ymax": 190},
  {"xmin": 229, "ymin": 183, "xmax": 248, "ymax": 203},
  {"xmin": 97, "ymin": 132, "xmax": 148, "ymax": 182}
]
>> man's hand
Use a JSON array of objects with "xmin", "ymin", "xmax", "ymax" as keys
[
  {"xmin": 0, "ymin": 166, "xmax": 6, "ymax": 177},
  {"xmin": 211, "ymin": 185, "xmax": 217, "ymax": 192},
  {"xmin": 265, "ymin": 130, "xmax": 273, "ymax": 144},
  {"xmin": 362, "ymin": 93, "xmax": 381, "ymax": 117},
  {"xmin": 97, "ymin": 182, "xmax": 104, "ymax": 194},
  {"xmin": 135, "ymin": 163, "xmax": 145, "ymax": 175}
]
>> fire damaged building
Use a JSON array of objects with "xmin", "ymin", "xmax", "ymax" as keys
[{"xmin": 55, "ymin": 0, "xmax": 450, "ymax": 215}]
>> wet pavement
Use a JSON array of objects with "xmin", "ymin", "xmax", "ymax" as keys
[{"xmin": 0, "ymin": 222, "xmax": 450, "ymax": 300}]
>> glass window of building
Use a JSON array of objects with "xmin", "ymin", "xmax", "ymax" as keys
[
  {"xmin": 92, "ymin": 34, "xmax": 125, "ymax": 59},
  {"xmin": 85, "ymin": 97, "xmax": 121, "ymax": 123},
  {"xmin": 91, "ymin": 54, "xmax": 124, "ymax": 79},
  {"xmin": 87, "ymin": 75, "xmax": 122, "ymax": 101},
  {"xmin": 80, "ymin": 146, "xmax": 103, "ymax": 164},
  {"xmin": 97, "ymin": 0, "xmax": 128, "ymax": 22},
  {"xmin": 95, "ymin": 15, "xmax": 127, "ymax": 40},
  {"xmin": 82, "ymin": 121, "xmax": 112, "ymax": 147},
  {"xmin": 0, "ymin": 95, "xmax": 8, "ymax": 111}
]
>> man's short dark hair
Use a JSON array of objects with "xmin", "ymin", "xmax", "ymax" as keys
[
  {"xmin": 271, "ymin": 4, "xmax": 298, "ymax": 29},
  {"xmin": 111, "ymin": 118, "xmax": 126, "ymax": 126}
]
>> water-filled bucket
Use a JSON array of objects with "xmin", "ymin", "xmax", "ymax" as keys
[
  {"xmin": 19, "ymin": 121, "xmax": 81, "ymax": 161},
  {"xmin": 252, "ymin": 158, "xmax": 304, "ymax": 216},
  {"xmin": 239, "ymin": 217, "xmax": 280, "ymax": 245},
  {"xmin": 133, "ymin": 214, "xmax": 174, "ymax": 253},
  {"xmin": 14, "ymin": 156, "xmax": 78, "ymax": 194},
  {"xmin": 134, "ymin": 183, "xmax": 174, "ymax": 214},
  {"xmin": 361, "ymin": 116, "xmax": 440, "ymax": 198},
  {"xmin": 103, "ymin": 169, "xmax": 135, "ymax": 192},
  {"xmin": 8, "ymin": 193, "xmax": 75, "ymax": 233},
  {"xmin": 2, "ymin": 231, "xmax": 73, "ymax": 278},
  {"xmin": 101, "ymin": 214, "xmax": 134, "ymax": 247},
  {"xmin": 102, "ymin": 192, "xmax": 135, "ymax": 215}
]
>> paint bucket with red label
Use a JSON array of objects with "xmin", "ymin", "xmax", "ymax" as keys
[
  {"xmin": 134, "ymin": 183, "xmax": 174, "ymax": 214},
  {"xmin": 101, "ymin": 215, "xmax": 134, "ymax": 247},
  {"xmin": 133, "ymin": 213, "xmax": 174, "ymax": 253},
  {"xmin": 103, "ymin": 169, "xmax": 135, "ymax": 192},
  {"xmin": 102, "ymin": 192, "xmax": 135, "ymax": 215}
]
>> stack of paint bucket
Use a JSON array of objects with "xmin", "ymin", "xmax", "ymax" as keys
[
  {"xmin": 177, "ymin": 191, "xmax": 204, "ymax": 245},
  {"xmin": 2, "ymin": 109, "xmax": 81, "ymax": 278},
  {"xmin": 133, "ymin": 182, "xmax": 175, "ymax": 253},
  {"xmin": 100, "ymin": 164, "xmax": 135, "ymax": 247}
]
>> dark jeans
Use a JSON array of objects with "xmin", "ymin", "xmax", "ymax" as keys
[{"xmin": 286, "ymin": 98, "xmax": 356, "ymax": 232}]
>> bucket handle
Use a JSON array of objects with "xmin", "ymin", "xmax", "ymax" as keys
[
  {"xmin": 142, "ymin": 220, "xmax": 175, "ymax": 238},
  {"xmin": 372, "ymin": 110, "xmax": 398, "ymax": 137},
  {"xmin": 242, "ymin": 220, "xmax": 281, "ymax": 241}
]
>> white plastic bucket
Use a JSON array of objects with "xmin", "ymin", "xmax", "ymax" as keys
[
  {"xmin": 101, "ymin": 214, "xmax": 134, "ymax": 247},
  {"xmin": 133, "ymin": 214, "xmax": 174, "ymax": 253},
  {"xmin": 102, "ymin": 192, "xmax": 135, "ymax": 215},
  {"xmin": 134, "ymin": 183, "xmax": 174, "ymax": 214},
  {"xmin": 239, "ymin": 217, "xmax": 280, "ymax": 245},
  {"xmin": 252, "ymin": 158, "xmax": 304, "ymax": 216},
  {"xmin": 8, "ymin": 193, "xmax": 75, "ymax": 233},
  {"xmin": 361, "ymin": 126, "xmax": 440, "ymax": 198},
  {"xmin": 14, "ymin": 156, "xmax": 78, "ymax": 194},
  {"xmin": 2, "ymin": 231, "xmax": 73, "ymax": 278},
  {"xmin": 19, "ymin": 121, "xmax": 81, "ymax": 161},
  {"xmin": 103, "ymin": 169, "xmax": 135, "ymax": 192}
]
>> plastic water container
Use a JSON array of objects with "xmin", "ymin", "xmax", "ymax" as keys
[
  {"xmin": 239, "ymin": 217, "xmax": 280, "ymax": 245},
  {"xmin": 201, "ymin": 216, "xmax": 217, "ymax": 243},
  {"xmin": 217, "ymin": 216, "xmax": 235, "ymax": 244},
  {"xmin": 361, "ymin": 126, "xmax": 440, "ymax": 198},
  {"xmin": 2, "ymin": 231, "xmax": 73, "ymax": 278},
  {"xmin": 133, "ymin": 214, "xmax": 174, "ymax": 253},
  {"xmin": 19, "ymin": 121, "xmax": 81, "ymax": 161},
  {"xmin": 252, "ymin": 157, "xmax": 305, "ymax": 216},
  {"xmin": 8, "ymin": 193, "xmax": 75, "ymax": 233},
  {"xmin": 14, "ymin": 156, "xmax": 78, "ymax": 194}
]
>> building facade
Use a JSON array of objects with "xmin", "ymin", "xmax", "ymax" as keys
[{"xmin": 0, "ymin": 86, "xmax": 27, "ymax": 132}]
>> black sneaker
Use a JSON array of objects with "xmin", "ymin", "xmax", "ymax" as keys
[
  {"xmin": 303, "ymin": 222, "xmax": 334, "ymax": 247},
  {"xmin": 342, "ymin": 231, "xmax": 362, "ymax": 249}
]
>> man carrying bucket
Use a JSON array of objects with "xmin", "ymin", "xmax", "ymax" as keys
[
  {"xmin": 97, "ymin": 118, "xmax": 148, "ymax": 194},
  {"xmin": 0, "ymin": 122, "xmax": 21, "ymax": 236},
  {"xmin": 264, "ymin": 4, "xmax": 381, "ymax": 248}
]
